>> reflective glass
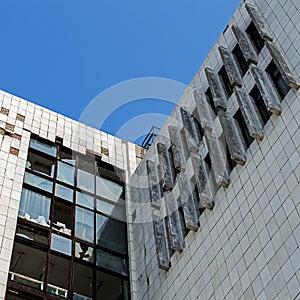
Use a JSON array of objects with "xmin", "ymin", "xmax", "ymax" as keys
[
  {"xmin": 96, "ymin": 214, "xmax": 126, "ymax": 254},
  {"xmin": 10, "ymin": 242, "xmax": 47, "ymax": 289},
  {"xmin": 96, "ymin": 199, "xmax": 125, "ymax": 221},
  {"xmin": 52, "ymin": 199, "xmax": 72, "ymax": 233},
  {"xmin": 76, "ymin": 192, "xmax": 94, "ymax": 210},
  {"xmin": 47, "ymin": 254, "xmax": 69, "ymax": 297},
  {"xmin": 51, "ymin": 234, "xmax": 72, "ymax": 255},
  {"xmin": 55, "ymin": 184, "xmax": 73, "ymax": 202},
  {"xmin": 96, "ymin": 270, "xmax": 122, "ymax": 300},
  {"xmin": 58, "ymin": 148, "xmax": 76, "ymax": 165},
  {"xmin": 30, "ymin": 138, "xmax": 56, "ymax": 157},
  {"xmin": 75, "ymin": 242, "xmax": 94, "ymax": 263},
  {"xmin": 19, "ymin": 188, "xmax": 51, "ymax": 225},
  {"xmin": 24, "ymin": 172, "xmax": 53, "ymax": 193},
  {"xmin": 96, "ymin": 249, "xmax": 128, "ymax": 275},
  {"xmin": 96, "ymin": 177, "xmax": 123, "ymax": 203},
  {"xmin": 73, "ymin": 263, "xmax": 93, "ymax": 299},
  {"xmin": 16, "ymin": 223, "xmax": 48, "ymax": 245},
  {"xmin": 77, "ymin": 169, "xmax": 94, "ymax": 194},
  {"xmin": 75, "ymin": 207, "xmax": 94, "ymax": 243},
  {"xmin": 57, "ymin": 161, "xmax": 75, "ymax": 186},
  {"xmin": 26, "ymin": 151, "xmax": 55, "ymax": 177}
]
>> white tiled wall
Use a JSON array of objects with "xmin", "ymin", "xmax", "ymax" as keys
[
  {"xmin": 128, "ymin": 0, "xmax": 300, "ymax": 299},
  {"xmin": 0, "ymin": 91, "xmax": 140, "ymax": 299}
]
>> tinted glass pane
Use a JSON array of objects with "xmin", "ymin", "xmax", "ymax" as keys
[
  {"xmin": 75, "ymin": 207, "xmax": 94, "ymax": 243},
  {"xmin": 75, "ymin": 242, "xmax": 94, "ymax": 263},
  {"xmin": 24, "ymin": 172, "xmax": 53, "ymax": 193},
  {"xmin": 96, "ymin": 270, "xmax": 122, "ymax": 300},
  {"xmin": 96, "ymin": 249, "xmax": 128, "ymax": 275},
  {"xmin": 96, "ymin": 214, "xmax": 126, "ymax": 254},
  {"xmin": 76, "ymin": 191, "xmax": 94, "ymax": 210},
  {"xmin": 52, "ymin": 199, "xmax": 72, "ymax": 234},
  {"xmin": 55, "ymin": 184, "xmax": 73, "ymax": 202},
  {"xmin": 51, "ymin": 234, "xmax": 72, "ymax": 255},
  {"xmin": 47, "ymin": 254, "xmax": 69, "ymax": 297},
  {"xmin": 57, "ymin": 161, "xmax": 75, "ymax": 186},
  {"xmin": 96, "ymin": 177, "xmax": 123, "ymax": 203},
  {"xmin": 96, "ymin": 199, "xmax": 125, "ymax": 221},
  {"xmin": 26, "ymin": 151, "xmax": 55, "ymax": 177},
  {"xmin": 77, "ymin": 169, "xmax": 94, "ymax": 194},
  {"xmin": 30, "ymin": 138, "xmax": 56, "ymax": 157},
  {"xmin": 19, "ymin": 188, "xmax": 51, "ymax": 225},
  {"xmin": 10, "ymin": 242, "xmax": 46, "ymax": 289},
  {"xmin": 16, "ymin": 223, "xmax": 48, "ymax": 245},
  {"xmin": 73, "ymin": 263, "xmax": 93, "ymax": 298},
  {"xmin": 58, "ymin": 148, "xmax": 76, "ymax": 165}
]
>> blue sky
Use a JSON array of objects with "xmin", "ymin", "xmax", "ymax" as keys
[{"xmin": 0, "ymin": 0, "xmax": 240, "ymax": 143}]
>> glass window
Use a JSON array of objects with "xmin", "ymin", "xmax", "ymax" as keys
[
  {"xmin": 51, "ymin": 234, "xmax": 72, "ymax": 255},
  {"xmin": 205, "ymin": 88, "xmax": 217, "ymax": 115},
  {"xmin": 266, "ymin": 61, "xmax": 290, "ymax": 100},
  {"xmin": 77, "ymin": 169, "xmax": 94, "ymax": 194},
  {"xmin": 96, "ymin": 270, "xmax": 122, "ymax": 300},
  {"xmin": 96, "ymin": 249, "xmax": 128, "ymax": 275},
  {"xmin": 232, "ymin": 44, "xmax": 248, "ymax": 76},
  {"xmin": 75, "ymin": 242, "xmax": 94, "ymax": 263},
  {"xmin": 246, "ymin": 21, "xmax": 264, "ymax": 54},
  {"xmin": 52, "ymin": 199, "xmax": 72, "ymax": 233},
  {"xmin": 250, "ymin": 85, "xmax": 271, "ymax": 125},
  {"xmin": 10, "ymin": 242, "xmax": 47, "ymax": 289},
  {"xmin": 55, "ymin": 184, "xmax": 74, "ymax": 202},
  {"xmin": 30, "ymin": 137, "xmax": 56, "ymax": 157},
  {"xmin": 57, "ymin": 161, "xmax": 75, "ymax": 186},
  {"xmin": 96, "ymin": 177, "xmax": 123, "ymax": 203},
  {"xmin": 59, "ymin": 147, "xmax": 76, "ymax": 165},
  {"xmin": 234, "ymin": 109, "xmax": 254, "ymax": 148},
  {"xmin": 96, "ymin": 213, "xmax": 126, "ymax": 254},
  {"xmin": 75, "ymin": 207, "xmax": 94, "ymax": 243},
  {"xmin": 19, "ymin": 188, "xmax": 51, "ymax": 225},
  {"xmin": 26, "ymin": 151, "xmax": 55, "ymax": 177},
  {"xmin": 24, "ymin": 172, "xmax": 53, "ymax": 194},
  {"xmin": 218, "ymin": 66, "xmax": 233, "ymax": 97},
  {"xmin": 73, "ymin": 263, "xmax": 93, "ymax": 299},
  {"xmin": 76, "ymin": 191, "xmax": 94, "ymax": 210},
  {"xmin": 47, "ymin": 254, "xmax": 69, "ymax": 298},
  {"xmin": 96, "ymin": 199, "xmax": 125, "ymax": 221},
  {"xmin": 16, "ymin": 223, "xmax": 48, "ymax": 246}
]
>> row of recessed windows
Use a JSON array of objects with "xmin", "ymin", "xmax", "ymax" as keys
[
  {"xmin": 161, "ymin": 22, "xmax": 291, "ymax": 246},
  {"xmin": 8, "ymin": 136, "xmax": 130, "ymax": 300}
]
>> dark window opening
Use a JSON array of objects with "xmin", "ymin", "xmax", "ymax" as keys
[
  {"xmin": 96, "ymin": 269, "xmax": 123, "ymax": 300},
  {"xmin": 52, "ymin": 199, "xmax": 72, "ymax": 234},
  {"xmin": 246, "ymin": 21, "xmax": 264, "ymax": 54},
  {"xmin": 73, "ymin": 262, "xmax": 93, "ymax": 299},
  {"xmin": 266, "ymin": 61, "xmax": 290, "ymax": 100},
  {"xmin": 218, "ymin": 66, "xmax": 233, "ymax": 97},
  {"xmin": 220, "ymin": 134, "xmax": 236, "ymax": 172},
  {"xmin": 250, "ymin": 85, "xmax": 271, "ymax": 125},
  {"xmin": 15, "ymin": 222, "xmax": 49, "ymax": 246},
  {"xmin": 177, "ymin": 198, "xmax": 189, "ymax": 237},
  {"xmin": 203, "ymin": 153, "xmax": 218, "ymax": 193},
  {"xmin": 205, "ymin": 88, "xmax": 217, "ymax": 115},
  {"xmin": 232, "ymin": 44, "xmax": 248, "ymax": 76},
  {"xmin": 6, "ymin": 290, "xmax": 43, "ymax": 300},
  {"xmin": 26, "ymin": 151, "xmax": 55, "ymax": 177},
  {"xmin": 191, "ymin": 179, "xmax": 205, "ymax": 217},
  {"xmin": 47, "ymin": 254, "xmax": 70, "ymax": 297},
  {"xmin": 192, "ymin": 109, "xmax": 204, "ymax": 142},
  {"xmin": 9, "ymin": 242, "xmax": 47, "ymax": 289},
  {"xmin": 168, "ymin": 147, "xmax": 177, "ymax": 181},
  {"xmin": 234, "ymin": 109, "xmax": 254, "ymax": 148},
  {"xmin": 180, "ymin": 128, "xmax": 190, "ymax": 161}
]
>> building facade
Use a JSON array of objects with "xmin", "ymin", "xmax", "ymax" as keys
[
  {"xmin": 0, "ymin": 0, "xmax": 299, "ymax": 299},
  {"xmin": 0, "ymin": 93, "xmax": 145, "ymax": 299},
  {"xmin": 128, "ymin": 0, "xmax": 299, "ymax": 299}
]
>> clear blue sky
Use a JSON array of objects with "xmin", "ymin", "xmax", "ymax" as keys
[{"xmin": 0, "ymin": 0, "xmax": 240, "ymax": 143}]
